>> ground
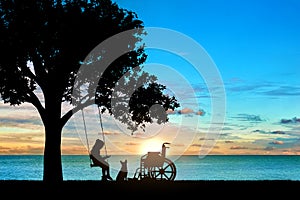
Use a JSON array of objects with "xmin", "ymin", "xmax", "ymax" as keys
[{"xmin": 0, "ymin": 180, "xmax": 299, "ymax": 198}]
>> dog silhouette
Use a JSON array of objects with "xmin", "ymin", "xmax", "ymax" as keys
[{"xmin": 116, "ymin": 159, "xmax": 128, "ymax": 181}]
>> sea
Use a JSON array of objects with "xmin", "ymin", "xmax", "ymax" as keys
[{"xmin": 1, "ymin": 155, "xmax": 300, "ymax": 181}]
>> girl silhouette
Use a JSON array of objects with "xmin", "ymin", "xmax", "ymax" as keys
[{"xmin": 90, "ymin": 139, "xmax": 113, "ymax": 181}]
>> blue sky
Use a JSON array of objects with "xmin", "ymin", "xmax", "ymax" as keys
[
  {"xmin": 0, "ymin": 0, "xmax": 299, "ymax": 155},
  {"xmin": 112, "ymin": 0, "xmax": 300, "ymax": 154},
  {"xmin": 115, "ymin": 0, "xmax": 300, "ymax": 111}
]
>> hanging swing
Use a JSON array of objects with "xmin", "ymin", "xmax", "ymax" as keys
[{"xmin": 81, "ymin": 106, "xmax": 108, "ymax": 168}]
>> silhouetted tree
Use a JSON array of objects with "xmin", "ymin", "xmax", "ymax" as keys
[{"xmin": 0, "ymin": 0, "xmax": 179, "ymax": 183}]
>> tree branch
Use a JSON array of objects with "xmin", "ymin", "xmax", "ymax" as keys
[
  {"xmin": 21, "ymin": 64, "xmax": 43, "ymax": 86},
  {"xmin": 31, "ymin": 51, "xmax": 47, "ymax": 88},
  {"xmin": 26, "ymin": 91, "xmax": 46, "ymax": 125},
  {"xmin": 22, "ymin": 66, "xmax": 36, "ymax": 80},
  {"xmin": 60, "ymin": 99, "xmax": 95, "ymax": 128}
]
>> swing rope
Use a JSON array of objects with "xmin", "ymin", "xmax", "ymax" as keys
[
  {"xmin": 81, "ymin": 108, "xmax": 93, "ymax": 166},
  {"xmin": 97, "ymin": 106, "xmax": 108, "ymax": 157},
  {"xmin": 81, "ymin": 106, "xmax": 108, "ymax": 160}
]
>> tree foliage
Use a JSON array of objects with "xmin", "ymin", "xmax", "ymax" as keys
[{"xmin": 0, "ymin": 0, "xmax": 179, "ymax": 135}]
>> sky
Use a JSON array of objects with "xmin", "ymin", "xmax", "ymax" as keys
[{"xmin": 0, "ymin": 0, "xmax": 300, "ymax": 156}]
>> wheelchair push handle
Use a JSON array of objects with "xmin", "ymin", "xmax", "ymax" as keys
[{"xmin": 162, "ymin": 142, "xmax": 171, "ymax": 158}]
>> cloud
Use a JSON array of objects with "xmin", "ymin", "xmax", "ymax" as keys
[
  {"xmin": 0, "ymin": 102, "xmax": 37, "ymax": 111},
  {"xmin": 166, "ymin": 109, "xmax": 176, "ymax": 115},
  {"xmin": 0, "ymin": 132, "xmax": 44, "ymax": 144},
  {"xmin": 252, "ymin": 129, "xmax": 286, "ymax": 135},
  {"xmin": 232, "ymin": 114, "xmax": 264, "ymax": 122},
  {"xmin": 0, "ymin": 114, "xmax": 43, "ymax": 132},
  {"xmin": 264, "ymin": 146, "xmax": 274, "ymax": 151},
  {"xmin": 0, "ymin": 145, "xmax": 44, "ymax": 154},
  {"xmin": 0, "ymin": 146, "xmax": 10, "ymax": 151},
  {"xmin": 226, "ymin": 81, "xmax": 273, "ymax": 93},
  {"xmin": 271, "ymin": 140, "xmax": 284, "ymax": 145},
  {"xmin": 271, "ymin": 131, "xmax": 286, "ymax": 135},
  {"xmin": 289, "ymin": 126, "xmax": 300, "ymax": 136},
  {"xmin": 178, "ymin": 108, "xmax": 194, "ymax": 115},
  {"xmin": 280, "ymin": 117, "xmax": 300, "ymax": 124},
  {"xmin": 230, "ymin": 145, "xmax": 248, "ymax": 150},
  {"xmin": 102, "ymin": 131, "xmax": 120, "ymax": 136},
  {"xmin": 0, "ymin": 116, "xmax": 42, "ymax": 126},
  {"xmin": 229, "ymin": 84, "xmax": 266, "ymax": 92},
  {"xmin": 252, "ymin": 129, "xmax": 267, "ymax": 134},
  {"xmin": 227, "ymin": 81, "xmax": 300, "ymax": 97},
  {"xmin": 282, "ymin": 149, "xmax": 300, "ymax": 155},
  {"xmin": 195, "ymin": 109, "xmax": 205, "ymax": 116},
  {"xmin": 167, "ymin": 107, "xmax": 206, "ymax": 116},
  {"xmin": 260, "ymin": 86, "xmax": 300, "ymax": 96},
  {"xmin": 218, "ymin": 133, "xmax": 242, "ymax": 140},
  {"xmin": 191, "ymin": 143, "xmax": 219, "ymax": 149},
  {"xmin": 252, "ymin": 136, "xmax": 300, "ymax": 152},
  {"xmin": 199, "ymin": 137, "xmax": 215, "ymax": 141}
]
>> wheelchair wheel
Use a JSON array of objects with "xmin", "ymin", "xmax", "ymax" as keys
[{"xmin": 148, "ymin": 158, "xmax": 176, "ymax": 181}]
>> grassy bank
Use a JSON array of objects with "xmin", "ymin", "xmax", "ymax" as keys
[{"xmin": 1, "ymin": 180, "xmax": 299, "ymax": 197}]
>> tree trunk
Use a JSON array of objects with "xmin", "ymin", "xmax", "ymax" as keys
[
  {"xmin": 42, "ymin": 89, "xmax": 64, "ymax": 183},
  {"xmin": 43, "ymin": 122, "xmax": 63, "ymax": 183}
]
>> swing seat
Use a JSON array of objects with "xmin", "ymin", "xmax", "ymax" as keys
[
  {"xmin": 89, "ymin": 154, "xmax": 108, "ymax": 169},
  {"xmin": 89, "ymin": 154, "xmax": 99, "ymax": 167}
]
